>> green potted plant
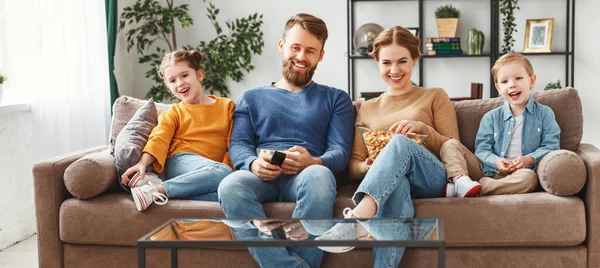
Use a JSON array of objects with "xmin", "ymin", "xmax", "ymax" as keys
[
  {"xmin": 120, "ymin": 0, "xmax": 264, "ymax": 102},
  {"xmin": 0, "ymin": 71, "xmax": 6, "ymax": 103},
  {"xmin": 435, "ymin": 5, "xmax": 460, "ymax": 37},
  {"xmin": 544, "ymin": 80, "xmax": 562, "ymax": 91}
]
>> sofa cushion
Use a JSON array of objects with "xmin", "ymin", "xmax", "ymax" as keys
[
  {"xmin": 453, "ymin": 88, "xmax": 583, "ymax": 152},
  {"xmin": 537, "ymin": 150, "xmax": 586, "ymax": 196},
  {"xmin": 108, "ymin": 96, "xmax": 170, "ymax": 155},
  {"xmin": 114, "ymin": 99, "xmax": 158, "ymax": 184},
  {"xmin": 63, "ymin": 150, "xmax": 118, "ymax": 200},
  {"xmin": 59, "ymin": 191, "xmax": 585, "ymax": 247}
]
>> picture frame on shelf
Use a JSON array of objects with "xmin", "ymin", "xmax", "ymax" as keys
[
  {"xmin": 407, "ymin": 27, "xmax": 419, "ymax": 36},
  {"xmin": 523, "ymin": 18, "xmax": 554, "ymax": 53}
]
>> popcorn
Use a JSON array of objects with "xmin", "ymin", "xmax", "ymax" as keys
[{"xmin": 359, "ymin": 127, "xmax": 427, "ymax": 161}]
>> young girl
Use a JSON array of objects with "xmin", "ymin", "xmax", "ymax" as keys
[{"xmin": 120, "ymin": 50, "xmax": 235, "ymax": 211}]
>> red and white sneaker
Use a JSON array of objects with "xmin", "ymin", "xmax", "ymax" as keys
[
  {"xmin": 446, "ymin": 183, "xmax": 457, "ymax": 197},
  {"xmin": 127, "ymin": 172, "xmax": 162, "ymax": 188},
  {"xmin": 131, "ymin": 181, "xmax": 168, "ymax": 211},
  {"xmin": 453, "ymin": 175, "xmax": 481, "ymax": 197}
]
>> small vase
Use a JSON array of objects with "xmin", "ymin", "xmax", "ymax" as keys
[{"xmin": 467, "ymin": 28, "xmax": 485, "ymax": 55}]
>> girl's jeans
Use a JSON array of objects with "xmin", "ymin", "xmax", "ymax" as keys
[{"xmin": 163, "ymin": 152, "xmax": 232, "ymax": 201}]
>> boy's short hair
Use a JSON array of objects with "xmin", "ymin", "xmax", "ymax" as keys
[
  {"xmin": 282, "ymin": 13, "xmax": 328, "ymax": 49},
  {"xmin": 491, "ymin": 53, "xmax": 534, "ymax": 83}
]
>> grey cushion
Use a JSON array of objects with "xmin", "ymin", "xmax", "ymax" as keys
[
  {"xmin": 113, "ymin": 99, "xmax": 158, "ymax": 183},
  {"xmin": 537, "ymin": 149, "xmax": 587, "ymax": 196}
]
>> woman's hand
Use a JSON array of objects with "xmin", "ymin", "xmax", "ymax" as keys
[
  {"xmin": 363, "ymin": 158, "xmax": 373, "ymax": 174},
  {"xmin": 389, "ymin": 120, "xmax": 422, "ymax": 134}
]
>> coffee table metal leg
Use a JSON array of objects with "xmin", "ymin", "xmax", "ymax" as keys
[
  {"xmin": 438, "ymin": 246, "xmax": 445, "ymax": 268},
  {"xmin": 138, "ymin": 246, "xmax": 146, "ymax": 268},
  {"xmin": 171, "ymin": 248, "xmax": 178, "ymax": 268}
]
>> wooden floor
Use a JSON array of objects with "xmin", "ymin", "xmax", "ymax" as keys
[{"xmin": 0, "ymin": 235, "xmax": 38, "ymax": 268}]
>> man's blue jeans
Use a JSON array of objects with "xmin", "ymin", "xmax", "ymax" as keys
[
  {"xmin": 354, "ymin": 135, "xmax": 446, "ymax": 268},
  {"xmin": 163, "ymin": 152, "xmax": 232, "ymax": 201},
  {"xmin": 218, "ymin": 165, "xmax": 337, "ymax": 268}
]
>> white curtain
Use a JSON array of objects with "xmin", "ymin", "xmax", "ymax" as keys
[{"xmin": 3, "ymin": 0, "xmax": 111, "ymax": 160}]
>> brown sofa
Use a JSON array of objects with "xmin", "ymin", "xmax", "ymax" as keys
[{"xmin": 33, "ymin": 88, "xmax": 599, "ymax": 267}]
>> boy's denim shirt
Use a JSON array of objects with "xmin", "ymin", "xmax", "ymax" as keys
[{"xmin": 475, "ymin": 96, "xmax": 561, "ymax": 176}]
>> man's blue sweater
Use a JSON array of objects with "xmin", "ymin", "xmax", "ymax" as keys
[{"xmin": 229, "ymin": 81, "xmax": 355, "ymax": 173}]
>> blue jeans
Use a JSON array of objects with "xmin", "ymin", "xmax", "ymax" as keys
[
  {"xmin": 218, "ymin": 165, "xmax": 337, "ymax": 268},
  {"xmin": 163, "ymin": 152, "xmax": 232, "ymax": 201},
  {"xmin": 354, "ymin": 135, "xmax": 446, "ymax": 268}
]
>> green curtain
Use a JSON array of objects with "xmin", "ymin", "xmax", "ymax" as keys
[{"xmin": 106, "ymin": 0, "xmax": 119, "ymax": 109}]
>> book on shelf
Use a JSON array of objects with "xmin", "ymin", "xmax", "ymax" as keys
[
  {"xmin": 471, "ymin": 83, "xmax": 483, "ymax": 99},
  {"xmin": 426, "ymin": 37, "xmax": 461, "ymax": 44},
  {"xmin": 427, "ymin": 50, "xmax": 463, "ymax": 56},
  {"xmin": 426, "ymin": 43, "xmax": 462, "ymax": 50}
]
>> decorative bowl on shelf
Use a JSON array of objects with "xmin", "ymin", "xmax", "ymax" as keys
[{"xmin": 353, "ymin": 23, "xmax": 384, "ymax": 56}]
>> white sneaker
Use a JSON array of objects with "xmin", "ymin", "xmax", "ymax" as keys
[
  {"xmin": 131, "ymin": 181, "xmax": 168, "ymax": 211},
  {"xmin": 446, "ymin": 183, "xmax": 457, "ymax": 197},
  {"xmin": 453, "ymin": 175, "xmax": 482, "ymax": 197},
  {"xmin": 128, "ymin": 172, "xmax": 162, "ymax": 188},
  {"xmin": 316, "ymin": 208, "xmax": 370, "ymax": 253}
]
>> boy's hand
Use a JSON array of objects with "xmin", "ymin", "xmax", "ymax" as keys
[
  {"xmin": 121, "ymin": 163, "xmax": 146, "ymax": 186},
  {"xmin": 496, "ymin": 158, "xmax": 516, "ymax": 174},
  {"xmin": 250, "ymin": 156, "xmax": 281, "ymax": 181},
  {"xmin": 512, "ymin": 155, "xmax": 535, "ymax": 169},
  {"xmin": 389, "ymin": 120, "xmax": 422, "ymax": 134},
  {"xmin": 281, "ymin": 146, "xmax": 321, "ymax": 175}
]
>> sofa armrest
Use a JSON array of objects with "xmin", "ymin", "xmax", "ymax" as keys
[
  {"xmin": 32, "ymin": 145, "xmax": 107, "ymax": 268},
  {"xmin": 576, "ymin": 143, "xmax": 600, "ymax": 268}
]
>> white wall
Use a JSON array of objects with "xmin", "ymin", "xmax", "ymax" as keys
[
  {"xmin": 114, "ymin": 1, "xmax": 598, "ymax": 138},
  {"xmin": 0, "ymin": 111, "xmax": 34, "ymax": 250}
]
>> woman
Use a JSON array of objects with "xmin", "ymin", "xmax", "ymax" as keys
[{"xmin": 317, "ymin": 26, "xmax": 459, "ymax": 266}]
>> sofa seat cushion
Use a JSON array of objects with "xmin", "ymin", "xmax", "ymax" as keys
[{"xmin": 60, "ymin": 189, "xmax": 584, "ymax": 247}]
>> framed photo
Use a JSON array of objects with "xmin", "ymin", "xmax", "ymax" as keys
[
  {"xmin": 407, "ymin": 27, "xmax": 419, "ymax": 37},
  {"xmin": 523, "ymin": 18, "xmax": 554, "ymax": 53}
]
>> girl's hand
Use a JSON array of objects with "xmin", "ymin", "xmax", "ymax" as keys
[
  {"xmin": 389, "ymin": 120, "xmax": 422, "ymax": 134},
  {"xmin": 121, "ymin": 163, "xmax": 146, "ymax": 186}
]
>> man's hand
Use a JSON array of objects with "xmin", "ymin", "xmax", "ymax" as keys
[
  {"xmin": 389, "ymin": 120, "xmax": 422, "ymax": 134},
  {"xmin": 250, "ymin": 156, "xmax": 281, "ymax": 181},
  {"xmin": 280, "ymin": 146, "xmax": 322, "ymax": 175},
  {"xmin": 282, "ymin": 221, "xmax": 309, "ymax": 240},
  {"xmin": 496, "ymin": 158, "xmax": 516, "ymax": 174},
  {"xmin": 252, "ymin": 220, "xmax": 282, "ymax": 235},
  {"xmin": 512, "ymin": 155, "xmax": 535, "ymax": 169}
]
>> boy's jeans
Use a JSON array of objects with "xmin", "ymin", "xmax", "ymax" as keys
[
  {"xmin": 218, "ymin": 165, "xmax": 337, "ymax": 268},
  {"xmin": 163, "ymin": 152, "xmax": 232, "ymax": 201},
  {"xmin": 354, "ymin": 135, "xmax": 447, "ymax": 268}
]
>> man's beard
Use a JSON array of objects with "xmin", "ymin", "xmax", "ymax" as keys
[{"xmin": 282, "ymin": 58, "xmax": 318, "ymax": 88}]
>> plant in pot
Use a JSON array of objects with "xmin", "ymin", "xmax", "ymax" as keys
[
  {"xmin": 120, "ymin": 0, "xmax": 264, "ymax": 102},
  {"xmin": 0, "ymin": 71, "xmax": 6, "ymax": 103},
  {"xmin": 435, "ymin": 5, "xmax": 460, "ymax": 38},
  {"xmin": 544, "ymin": 80, "xmax": 562, "ymax": 91}
]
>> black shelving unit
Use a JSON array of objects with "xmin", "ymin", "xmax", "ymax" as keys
[{"xmin": 347, "ymin": 0, "xmax": 576, "ymax": 99}]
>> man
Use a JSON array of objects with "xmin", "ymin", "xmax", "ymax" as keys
[{"xmin": 217, "ymin": 13, "xmax": 354, "ymax": 268}]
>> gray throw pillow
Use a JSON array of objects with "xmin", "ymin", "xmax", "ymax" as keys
[{"xmin": 114, "ymin": 99, "xmax": 158, "ymax": 187}]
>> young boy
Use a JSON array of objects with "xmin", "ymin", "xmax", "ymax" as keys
[{"xmin": 441, "ymin": 53, "xmax": 561, "ymax": 197}]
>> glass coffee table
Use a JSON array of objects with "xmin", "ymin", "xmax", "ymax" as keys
[{"xmin": 138, "ymin": 218, "xmax": 445, "ymax": 268}]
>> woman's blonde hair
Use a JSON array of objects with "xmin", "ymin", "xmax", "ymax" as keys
[
  {"xmin": 158, "ymin": 50, "xmax": 203, "ymax": 82},
  {"xmin": 369, "ymin": 26, "xmax": 421, "ymax": 61},
  {"xmin": 491, "ymin": 53, "xmax": 534, "ymax": 83}
]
